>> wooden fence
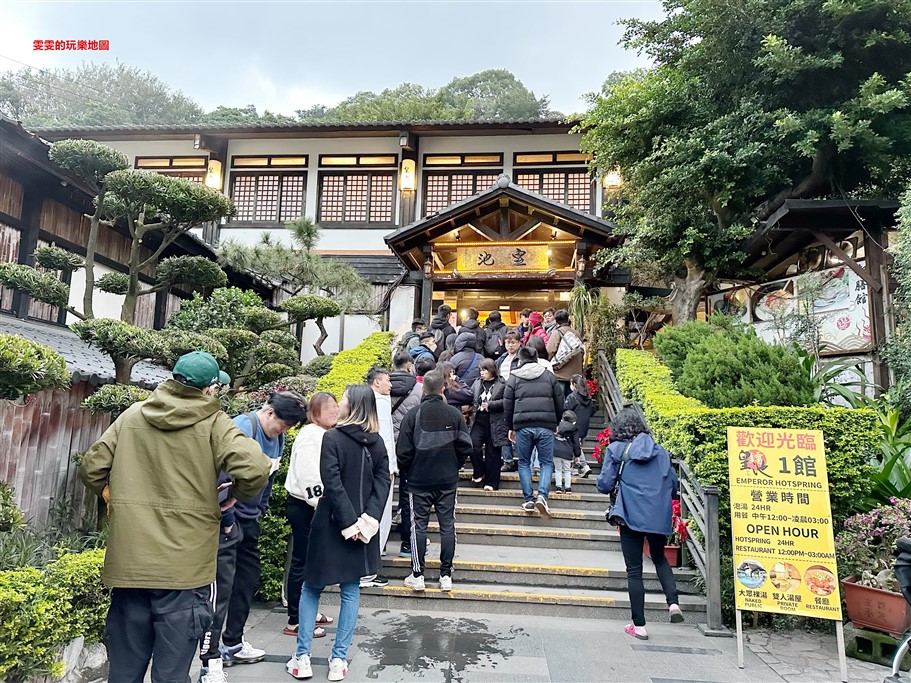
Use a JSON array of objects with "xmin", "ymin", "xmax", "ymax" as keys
[{"xmin": 0, "ymin": 383, "xmax": 110, "ymax": 525}]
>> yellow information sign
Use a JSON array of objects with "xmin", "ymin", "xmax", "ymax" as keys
[
  {"xmin": 456, "ymin": 244, "xmax": 549, "ymax": 273},
  {"xmin": 726, "ymin": 427, "xmax": 842, "ymax": 620}
]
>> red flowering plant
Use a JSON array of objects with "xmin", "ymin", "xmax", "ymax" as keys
[
  {"xmin": 591, "ymin": 427, "xmax": 612, "ymax": 463},
  {"xmin": 671, "ymin": 499, "xmax": 690, "ymax": 546},
  {"xmin": 586, "ymin": 379, "xmax": 599, "ymax": 398}
]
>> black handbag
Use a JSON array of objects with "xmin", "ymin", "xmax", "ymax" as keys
[{"xmin": 605, "ymin": 442, "xmax": 633, "ymax": 524}]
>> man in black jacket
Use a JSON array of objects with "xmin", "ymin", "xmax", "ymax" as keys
[
  {"xmin": 450, "ymin": 331, "xmax": 482, "ymax": 386},
  {"xmin": 504, "ymin": 347, "xmax": 564, "ymax": 519},
  {"xmin": 397, "ymin": 370, "xmax": 473, "ymax": 593},
  {"xmin": 429, "ymin": 305, "xmax": 456, "ymax": 359},
  {"xmin": 458, "ymin": 307, "xmax": 487, "ymax": 353}
]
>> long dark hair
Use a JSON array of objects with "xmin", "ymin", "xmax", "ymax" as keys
[
  {"xmin": 610, "ymin": 404, "xmax": 651, "ymax": 442},
  {"xmin": 525, "ymin": 335, "xmax": 549, "ymax": 361},
  {"xmin": 571, "ymin": 374, "xmax": 589, "ymax": 398},
  {"xmin": 336, "ymin": 384, "xmax": 379, "ymax": 433}
]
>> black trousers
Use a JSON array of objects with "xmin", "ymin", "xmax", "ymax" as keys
[
  {"xmin": 409, "ymin": 487, "xmax": 457, "ymax": 578},
  {"xmin": 470, "ymin": 417, "xmax": 502, "ymax": 489},
  {"xmin": 222, "ymin": 518, "xmax": 261, "ymax": 647},
  {"xmin": 286, "ymin": 496, "xmax": 315, "ymax": 625},
  {"xmin": 618, "ymin": 525, "xmax": 679, "ymax": 626},
  {"xmin": 107, "ymin": 586, "xmax": 212, "ymax": 683},
  {"xmin": 398, "ymin": 472, "xmax": 412, "ymax": 549},
  {"xmin": 199, "ymin": 524, "xmax": 243, "ymax": 662}
]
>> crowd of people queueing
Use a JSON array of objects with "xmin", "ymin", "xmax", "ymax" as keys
[{"xmin": 77, "ymin": 304, "xmax": 684, "ymax": 683}]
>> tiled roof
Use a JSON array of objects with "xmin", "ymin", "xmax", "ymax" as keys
[
  {"xmin": 32, "ymin": 116, "xmax": 572, "ymax": 135},
  {"xmin": 1, "ymin": 314, "xmax": 171, "ymax": 389},
  {"xmin": 323, "ymin": 254, "xmax": 405, "ymax": 284}
]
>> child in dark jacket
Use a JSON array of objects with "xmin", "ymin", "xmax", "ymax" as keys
[
  {"xmin": 565, "ymin": 375, "xmax": 594, "ymax": 478},
  {"xmin": 553, "ymin": 410, "xmax": 581, "ymax": 493}
]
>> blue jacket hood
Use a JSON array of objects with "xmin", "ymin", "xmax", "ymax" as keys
[{"xmin": 627, "ymin": 433, "xmax": 660, "ymax": 462}]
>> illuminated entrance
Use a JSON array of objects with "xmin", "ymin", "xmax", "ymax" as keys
[{"xmin": 385, "ymin": 175, "xmax": 623, "ymax": 321}]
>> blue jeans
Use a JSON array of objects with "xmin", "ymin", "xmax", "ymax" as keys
[
  {"xmin": 516, "ymin": 427, "xmax": 554, "ymax": 502},
  {"xmin": 296, "ymin": 580, "xmax": 359, "ymax": 661},
  {"xmin": 501, "ymin": 444, "xmax": 514, "ymax": 464}
]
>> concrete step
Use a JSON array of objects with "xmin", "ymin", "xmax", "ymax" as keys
[
  {"xmin": 423, "ymin": 521, "xmax": 621, "ymax": 550},
  {"xmin": 453, "ymin": 503, "xmax": 606, "ymax": 527},
  {"xmin": 324, "ymin": 581, "xmax": 706, "ymax": 620},
  {"xmin": 457, "ymin": 471, "xmax": 601, "ymax": 490},
  {"xmin": 380, "ymin": 543, "xmax": 702, "ymax": 594},
  {"xmin": 448, "ymin": 487, "xmax": 610, "ymax": 511}
]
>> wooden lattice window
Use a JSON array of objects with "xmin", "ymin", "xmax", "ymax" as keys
[
  {"xmin": 516, "ymin": 170, "xmax": 593, "ymax": 213},
  {"xmin": 423, "ymin": 172, "xmax": 500, "ymax": 216},
  {"xmin": 318, "ymin": 172, "xmax": 395, "ymax": 224},
  {"xmin": 230, "ymin": 173, "xmax": 307, "ymax": 222}
]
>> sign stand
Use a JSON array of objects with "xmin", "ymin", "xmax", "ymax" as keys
[
  {"xmin": 735, "ymin": 609, "xmax": 744, "ymax": 669},
  {"xmin": 835, "ymin": 621, "xmax": 848, "ymax": 682}
]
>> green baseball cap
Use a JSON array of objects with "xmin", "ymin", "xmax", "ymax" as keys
[{"xmin": 172, "ymin": 351, "xmax": 231, "ymax": 388}]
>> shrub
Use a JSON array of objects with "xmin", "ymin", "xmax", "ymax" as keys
[
  {"xmin": 0, "ymin": 263, "xmax": 70, "ymax": 309},
  {"xmin": 0, "ymin": 334, "xmax": 70, "ymax": 401},
  {"xmin": 81, "ymin": 383, "xmax": 150, "ymax": 416},
  {"xmin": 679, "ymin": 333, "xmax": 816, "ymax": 408},
  {"xmin": 302, "ymin": 353, "xmax": 336, "ymax": 378},
  {"xmin": 32, "ymin": 246, "xmax": 83, "ymax": 272},
  {"xmin": 835, "ymin": 498, "xmax": 911, "ymax": 590},
  {"xmin": 0, "ymin": 482, "xmax": 24, "ymax": 533},
  {"xmin": 315, "ymin": 332, "xmax": 394, "ymax": 399},
  {"xmin": 652, "ymin": 315, "xmax": 744, "ymax": 380},
  {"xmin": 167, "ymin": 287, "xmax": 263, "ymax": 332},
  {"xmin": 616, "ymin": 348, "xmax": 878, "ymax": 623},
  {"xmin": 95, "ymin": 271, "xmax": 129, "ymax": 295},
  {"xmin": 0, "ymin": 549, "xmax": 107, "ymax": 682},
  {"xmin": 281, "ymin": 293, "xmax": 340, "ymax": 322}
]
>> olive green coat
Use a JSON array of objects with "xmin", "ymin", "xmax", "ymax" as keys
[{"xmin": 79, "ymin": 379, "xmax": 270, "ymax": 590}]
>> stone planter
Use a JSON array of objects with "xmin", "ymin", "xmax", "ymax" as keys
[
  {"xmin": 643, "ymin": 539, "xmax": 682, "ymax": 567},
  {"xmin": 842, "ymin": 576, "xmax": 911, "ymax": 638},
  {"xmin": 26, "ymin": 636, "xmax": 108, "ymax": 683}
]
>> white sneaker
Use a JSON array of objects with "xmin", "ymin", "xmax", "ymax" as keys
[
  {"xmin": 439, "ymin": 575, "xmax": 452, "ymax": 591},
  {"xmin": 286, "ymin": 653, "xmax": 313, "ymax": 679},
  {"xmin": 222, "ymin": 639, "xmax": 266, "ymax": 666},
  {"xmin": 199, "ymin": 658, "xmax": 228, "ymax": 683},
  {"xmin": 328, "ymin": 658, "xmax": 348, "ymax": 681},
  {"xmin": 404, "ymin": 573, "xmax": 425, "ymax": 591}
]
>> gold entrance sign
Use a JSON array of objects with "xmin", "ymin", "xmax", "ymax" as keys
[{"xmin": 456, "ymin": 244, "xmax": 549, "ymax": 272}]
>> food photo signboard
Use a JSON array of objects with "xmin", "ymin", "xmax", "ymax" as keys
[{"xmin": 726, "ymin": 427, "xmax": 842, "ymax": 620}]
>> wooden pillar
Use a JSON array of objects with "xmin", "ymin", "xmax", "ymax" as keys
[
  {"xmin": 13, "ymin": 192, "xmax": 43, "ymax": 319},
  {"xmin": 153, "ymin": 290, "xmax": 168, "ymax": 330},
  {"xmin": 420, "ymin": 249, "xmax": 433, "ymax": 321},
  {"xmin": 865, "ymin": 225, "xmax": 890, "ymax": 392}
]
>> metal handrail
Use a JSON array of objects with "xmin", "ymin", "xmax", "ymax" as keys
[{"xmin": 596, "ymin": 351, "xmax": 724, "ymax": 634}]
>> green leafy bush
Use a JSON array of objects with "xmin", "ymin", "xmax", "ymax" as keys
[
  {"xmin": 156, "ymin": 256, "xmax": 227, "ymax": 289},
  {"xmin": 615, "ymin": 349, "xmax": 878, "ymax": 623},
  {"xmin": 315, "ymin": 332, "xmax": 394, "ymax": 399},
  {"xmin": 0, "ymin": 549, "xmax": 107, "ymax": 682},
  {"xmin": 81, "ymin": 383, "xmax": 150, "ymax": 416},
  {"xmin": 32, "ymin": 246, "xmax": 83, "ymax": 272},
  {"xmin": 153, "ymin": 328, "xmax": 229, "ymax": 367},
  {"xmin": 679, "ymin": 333, "xmax": 816, "ymax": 408},
  {"xmin": 95, "ymin": 271, "xmax": 129, "ymax": 295},
  {"xmin": 0, "ymin": 482, "xmax": 24, "ymax": 533},
  {"xmin": 70, "ymin": 318, "xmax": 164, "ymax": 363},
  {"xmin": 48, "ymin": 138, "xmax": 129, "ymax": 185},
  {"xmin": 302, "ymin": 353, "xmax": 336, "ymax": 378},
  {"xmin": 653, "ymin": 315, "xmax": 744, "ymax": 380},
  {"xmin": 0, "ymin": 263, "xmax": 70, "ymax": 309},
  {"xmin": 0, "ymin": 334, "xmax": 70, "ymax": 400},
  {"xmin": 257, "ymin": 434, "xmax": 294, "ymax": 601},
  {"xmin": 167, "ymin": 287, "xmax": 263, "ymax": 332}
]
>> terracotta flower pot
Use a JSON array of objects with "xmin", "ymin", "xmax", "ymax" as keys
[
  {"xmin": 643, "ymin": 539, "xmax": 681, "ymax": 567},
  {"xmin": 842, "ymin": 576, "xmax": 911, "ymax": 637}
]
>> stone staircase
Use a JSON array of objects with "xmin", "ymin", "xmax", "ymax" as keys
[{"xmin": 334, "ymin": 413, "xmax": 709, "ymax": 624}]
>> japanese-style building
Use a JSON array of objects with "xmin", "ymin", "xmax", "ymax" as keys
[{"xmin": 33, "ymin": 118, "xmax": 626, "ymax": 353}]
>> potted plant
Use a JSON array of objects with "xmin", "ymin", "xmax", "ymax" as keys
[
  {"xmin": 836, "ymin": 497, "xmax": 911, "ymax": 637},
  {"xmin": 591, "ymin": 427, "xmax": 612, "ymax": 463},
  {"xmin": 645, "ymin": 499, "xmax": 688, "ymax": 567}
]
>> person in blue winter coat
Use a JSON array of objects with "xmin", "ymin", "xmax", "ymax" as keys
[{"xmin": 596, "ymin": 405, "xmax": 684, "ymax": 640}]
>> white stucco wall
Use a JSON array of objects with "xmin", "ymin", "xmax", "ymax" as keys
[{"xmin": 66, "ymin": 263, "xmax": 125, "ymax": 324}]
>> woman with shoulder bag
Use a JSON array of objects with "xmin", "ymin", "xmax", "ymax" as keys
[
  {"xmin": 595, "ymin": 405, "xmax": 683, "ymax": 640},
  {"xmin": 468, "ymin": 358, "xmax": 508, "ymax": 490},
  {"xmin": 283, "ymin": 392, "xmax": 339, "ymax": 638},
  {"xmin": 286, "ymin": 385, "xmax": 391, "ymax": 682}
]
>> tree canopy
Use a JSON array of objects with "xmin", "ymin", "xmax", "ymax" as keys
[
  {"xmin": 0, "ymin": 64, "xmax": 554, "ymax": 128},
  {"xmin": 579, "ymin": 0, "xmax": 911, "ymax": 321}
]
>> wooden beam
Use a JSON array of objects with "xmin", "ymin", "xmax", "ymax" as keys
[
  {"xmin": 499, "ymin": 207, "xmax": 510, "ymax": 237},
  {"xmin": 467, "ymin": 220, "xmax": 499, "ymax": 242},
  {"xmin": 864, "ymin": 224, "xmax": 889, "ymax": 392},
  {"xmin": 504, "ymin": 217, "xmax": 540, "ymax": 242},
  {"xmin": 811, "ymin": 230, "xmax": 881, "ymax": 291}
]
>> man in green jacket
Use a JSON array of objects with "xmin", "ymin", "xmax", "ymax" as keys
[{"xmin": 80, "ymin": 351, "xmax": 270, "ymax": 683}]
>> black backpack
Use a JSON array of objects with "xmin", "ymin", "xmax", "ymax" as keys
[{"xmin": 484, "ymin": 327, "xmax": 505, "ymax": 358}]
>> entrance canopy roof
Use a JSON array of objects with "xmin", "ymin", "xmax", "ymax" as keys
[{"xmin": 385, "ymin": 175, "xmax": 620, "ymax": 280}]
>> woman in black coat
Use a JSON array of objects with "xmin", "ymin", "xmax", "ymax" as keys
[
  {"xmin": 287, "ymin": 384, "xmax": 391, "ymax": 681},
  {"xmin": 469, "ymin": 358, "xmax": 508, "ymax": 490}
]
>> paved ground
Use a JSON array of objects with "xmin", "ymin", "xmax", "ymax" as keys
[{"xmin": 185, "ymin": 604, "xmax": 896, "ymax": 683}]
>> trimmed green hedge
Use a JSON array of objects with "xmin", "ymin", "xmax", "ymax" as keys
[
  {"xmin": 615, "ymin": 349, "xmax": 878, "ymax": 624},
  {"xmin": 0, "ymin": 549, "xmax": 108, "ymax": 682},
  {"xmin": 315, "ymin": 332, "xmax": 394, "ymax": 400}
]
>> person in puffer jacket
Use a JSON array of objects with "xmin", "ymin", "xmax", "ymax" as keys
[
  {"xmin": 596, "ymin": 405, "xmax": 683, "ymax": 640},
  {"xmin": 450, "ymin": 332, "xmax": 482, "ymax": 386},
  {"xmin": 389, "ymin": 351, "xmax": 422, "ymax": 440},
  {"xmin": 565, "ymin": 374, "xmax": 595, "ymax": 478},
  {"xmin": 458, "ymin": 307, "xmax": 487, "ymax": 353},
  {"xmin": 503, "ymin": 346, "xmax": 564, "ymax": 519}
]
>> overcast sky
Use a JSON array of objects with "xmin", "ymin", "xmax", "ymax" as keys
[{"xmin": 1, "ymin": 1, "xmax": 664, "ymax": 117}]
